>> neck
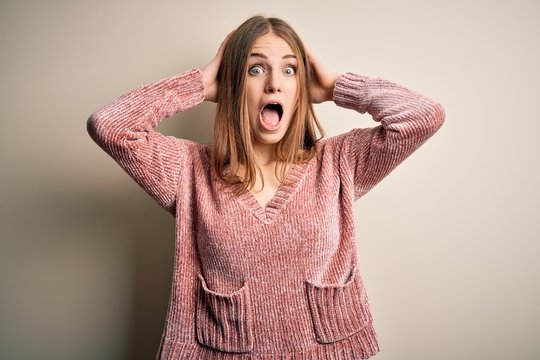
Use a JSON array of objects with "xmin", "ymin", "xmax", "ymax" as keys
[{"xmin": 252, "ymin": 143, "xmax": 277, "ymax": 166}]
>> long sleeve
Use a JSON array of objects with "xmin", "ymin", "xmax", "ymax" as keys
[
  {"xmin": 87, "ymin": 68, "xmax": 205, "ymax": 216},
  {"xmin": 333, "ymin": 72, "xmax": 446, "ymax": 201}
]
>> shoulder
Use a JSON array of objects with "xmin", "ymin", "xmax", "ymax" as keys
[
  {"xmin": 172, "ymin": 137, "xmax": 206, "ymax": 154},
  {"xmin": 308, "ymin": 130, "xmax": 361, "ymax": 174},
  {"xmin": 313, "ymin": 128, "xmax": 373, "ymax": 175},
  {"xmin": 317, "ymin": 128, "xmax": 366, "ymax": 155},
  {"xmin": 165, "ymin": 137, "xmax": 208, "ymax": 169}
]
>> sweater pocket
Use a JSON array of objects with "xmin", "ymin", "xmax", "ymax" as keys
[
  {"xmin": 195, "ymin": 274, "xmax": 254, "ymax": 353},
  {"xmin": 305, "ymin": 264, "xmax": 373, "ymax": 343}
]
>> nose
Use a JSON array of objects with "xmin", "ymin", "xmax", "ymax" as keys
[{"xmin": 265, "ymin": 71, "xmax": 281, "ymax": 93}]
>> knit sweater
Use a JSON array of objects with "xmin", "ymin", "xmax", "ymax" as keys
[{"xmin": 87, "ymin": 68, "xmax": 445, "ymax": 359}]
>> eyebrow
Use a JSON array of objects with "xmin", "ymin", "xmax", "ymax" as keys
[{"xmin": 249, "ymin": 52, "xmax": 297, "ymax": 60}]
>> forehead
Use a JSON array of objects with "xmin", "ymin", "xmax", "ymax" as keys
[{"xmin": 251, "ymin": 32, "xmax": 294, "ymax": 55}]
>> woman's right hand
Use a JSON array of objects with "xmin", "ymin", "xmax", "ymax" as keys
[{"xmin": 202, "ymin": 31, "xmax": 234, "ymax": 102}]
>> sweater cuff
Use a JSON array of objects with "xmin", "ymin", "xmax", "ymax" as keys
[
  {"xmin": 170, "ymin": 68, "xmax": 205, "ymax": 108},
  {"xmin": 332, "ymin": 72, "xmax": 371, "ymax": 114}
]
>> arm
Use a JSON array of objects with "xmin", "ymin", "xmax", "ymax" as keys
[
  {"xmin": 86, "ymin": 33, "xmax": 230, "ymax": 216},
  {"xmin": 86, "ymin": 68, "xmax": 205, "ymax": 216},
  {"xmin": 306, "ymin": 49, "xmax": 445, "ymax": 201},
  {"xmin": 333, "ymin": 73, "xmax": 446, "ymax": 200}
]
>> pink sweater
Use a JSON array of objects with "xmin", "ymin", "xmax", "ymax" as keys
[{"xmin": 87, "ymin": 68, "xmax": 445, "ymax": 359}]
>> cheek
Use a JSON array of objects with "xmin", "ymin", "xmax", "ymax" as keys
[
  {"xmin": 287, "ymin": 81, "xmax": 299, "ymax": 109},
  {"xmin": 286, "ymin": 76, "xmax": 298, "ymax": 90},
  {"xmin": 287, "ymin": 79, "xmax": 299, "ymax": 102},
  {"xmin": 245, "ymin": 89, "xmax": 256, "ymax": 113},
  {"xmin": 246, "ymin": 95, "xmax": 257, "ymax": 117},
  {"xmin": 246, "ymin": 83, "xmax": 260, "ymax": 107}
]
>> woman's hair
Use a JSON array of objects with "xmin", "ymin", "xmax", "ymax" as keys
[{"xmin": 210, "ymin": 15, "xmax": 325, "ymax": 196}]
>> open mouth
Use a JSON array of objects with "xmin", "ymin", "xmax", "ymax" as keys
[{"xmin": 260, "ymin": 102, "xmax": 283, "ymax": 129}]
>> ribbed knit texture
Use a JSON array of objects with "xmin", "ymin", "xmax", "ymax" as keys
[{"xmin": 87, "ymin": 68, "xmax": 445, "ymax": 359}]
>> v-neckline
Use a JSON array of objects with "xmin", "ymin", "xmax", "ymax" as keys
[{"xmin": 227, "ymin": 161, "xmax": 311, "ymax": 224}]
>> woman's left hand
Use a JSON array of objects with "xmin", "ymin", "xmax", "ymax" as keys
[{"xmin": 306, "ymin": 47, "xmax": 338, "ymax": 104}]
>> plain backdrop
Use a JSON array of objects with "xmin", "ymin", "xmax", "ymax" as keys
[{"xmin": 1, "ymin": 0, "xmax": 539, "ymax": 359}]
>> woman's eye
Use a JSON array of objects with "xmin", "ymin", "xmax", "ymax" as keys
[
  {"xmin": 249, "ymin": 66, "xmax": 264, "ymax": 75},
  {"xmin": 283, "ymin": 66, "xmax": 296, "ymax": 75}
]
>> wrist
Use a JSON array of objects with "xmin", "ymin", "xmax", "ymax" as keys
[
  {"xmin": 202, "ymin": 74, "xmax": 216, "ymax": 102},
  {"xmin": 326, "ymin": 76, "xmax": 338, "ymax": 102}
]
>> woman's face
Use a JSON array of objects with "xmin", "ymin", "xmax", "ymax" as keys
[{"xmin": 245, "ymin": 32, "xmax": 299, "ymax": 153}]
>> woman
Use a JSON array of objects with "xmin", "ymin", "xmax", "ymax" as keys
[{"xmin": 87, "ymin": 15, "xmax": 445, "ymax": 360}]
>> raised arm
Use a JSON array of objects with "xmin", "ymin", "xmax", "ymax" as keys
[
  {"xmin": 334, "ymin": 73, "xmax": 445, "ymax": 200},
  {"xmin": 86, "ymin": 32, "xmax": 233, "ymax": 216},
  {"xmin": 86, "ymin": 69, "xmax": 205, "ymax": 216},
  {"xmin": 306, "ymin": 49, "xmax": 445, "ymax": 201}
]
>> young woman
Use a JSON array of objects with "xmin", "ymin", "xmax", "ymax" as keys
[{"xmin": 88, "ymin": 15, "xmax": 445, "ymax": 360}]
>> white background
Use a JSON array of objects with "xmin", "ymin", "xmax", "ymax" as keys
[{"xmin": 1, "ymin": 0, "xmax": 538, "ymax": 359}]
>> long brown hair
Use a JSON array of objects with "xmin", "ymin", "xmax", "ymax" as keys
[{"xmin": 211, "ymin": 15, "xmax": 325, "ymax": 196}]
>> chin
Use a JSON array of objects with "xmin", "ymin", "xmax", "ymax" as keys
[
  {"xmin": 252, "ymin": 121, "xmax": 290, "ymax": 143},
  {"xmin": 254, "ymin": 134, "xmax": 285, "ymax": 145}
]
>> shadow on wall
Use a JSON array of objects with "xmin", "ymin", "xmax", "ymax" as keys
[
  {"xmin": 90, "ymin": 191, "xmax": 177, "ymax": 360},
  {"xmin": 1, "ymin": 104, "xmax": 216, "ymax": 359},
  {"xmin": 2, "ymin": 185, "xmax": 177, "ymax": 359}
]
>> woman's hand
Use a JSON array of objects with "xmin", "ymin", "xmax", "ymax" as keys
[
  {"xmin": 202, "ymin": 31, "xmax": 234, "ymax": 102},
  {"xmin": 306, "ymin": 47, "xmax": 338, "ymax": 104}
]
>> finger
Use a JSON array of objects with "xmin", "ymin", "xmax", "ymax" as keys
[
  {"xmin": 305, "ymin": 46, "xmax": 324, "ymax": 77},
  {"xmin": 216, "ymin": 30, "xmax": 235, "ymax": 58},
  {"xmin": 304, "ymin": 45, "xmax": 313, "ymax": 58},
  {"xmin": 304, "ymin": 45, "xmax": 321, "ymax": 67}
]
